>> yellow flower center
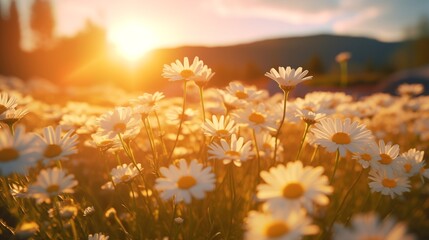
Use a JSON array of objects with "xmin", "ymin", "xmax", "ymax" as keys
[
  {"xmin": 0, "ymin": 104, "xmax": 7, "ymax": 115},
  {"xmin": 121, "ymin": 175, "xmax": 131, "ymax": 183},
  {"xmin": 331, "ymin": 132, "xmax": 351, "ymax": 144},
  {"xmin": 113, "ymin": 123, "xmax": 127, "ymax": 133},
  {"xmin": 404, "ymin": 163, "xmax": 412, "ymax": 173},
  {"xmin": 264, "ymin": 221, "xmax": 290, "ymax": 238},
  {"xmin": 361, "ymin": 153, "xmax": 372, "ymax": 161},
  {"xmin": 248, "ymin": 112, "xmax": 265, "ymax": 124},
  {"xmin": 177, "ymin": 175, "xmax": 197, "ymax": 189},
  {"xmin": 379, "ymin": 153, "xmax": 392, "ymax": 165},
  {"xmin": 235, "ymin": 91, "xmax": 248, "ymax": 99},
  {"xmin": 282, "ymin": 182, "xmax": 304, "ymax": 199},
  {"xmin": 43, "ymin": 144, "xmax": 62, "ymax": 158},
  {"xmin": 225, "ymin": 150, "xmax": 241, "ymax": 158},
  {"xmin": 180, "ymin": 69, "xmax": 194, "ymax": 78},
  {"xmin": 0, "ymin": 147, "xmax": 19, "ymax": 162},
  {"xmin": 216, "ymin": 129, "xmax": 230, "ymax": 137},
  {"xmin": 46, "ymin": 184, "xmax": 60, "ymax": 193},
  {"xmin": 382, "ymin": 178, "xmax": 397, "ymax": 188}
]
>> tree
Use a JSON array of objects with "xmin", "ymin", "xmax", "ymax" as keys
[{"xmin": 30, "ymin": 0, "xmax": 55, "ymax": 49}]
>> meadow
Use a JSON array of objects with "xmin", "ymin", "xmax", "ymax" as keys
[{"xmin": 0, "ymin": 57, "xmax": 428, "ymax": 240}]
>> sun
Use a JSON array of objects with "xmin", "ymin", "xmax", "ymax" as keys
[{"xmin": 107, "ymin": 21, "xmax": 156, "ymax": 61}]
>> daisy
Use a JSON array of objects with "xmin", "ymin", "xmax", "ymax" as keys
[
  {"xmin": 265, "ymin": 67, "xmax": 312, "ymax": 91},
  {"xmin": 257, "ymin": 161, "xmax": 333, "ymax": 213},
  {"xmin": 256, "ymin": 132, "xmax": 283, "ymax": 161},
  {"xmin": 96, "ymin": 107, "xmax": 142, "ymax": 140},
  {"xmin": 208, "ymin": 134, "xmax": 253, "ymax": 167},
  {"xmin": 295, "ymin": 108, "xmax": 326, "ymax": 125},
  {"xmin": 15, "ymin": 221, "xmax": 39, "ymax": 239},
  {"xmin": 311, "ymin": 118, "xmax": 373, "ymax": 157},
  {"xmin": 202, "ymin": 115, "xmax": 236, "ymax": 138},
  {"xmin": 0, "ymin": 91, "xmax": 18, "ymax": 115},
  {"xmin": 130, "ymin": 91, "xmax": 165, "ymax": 118},
  {"xmin": 368, "ymin": 169, "xmax": 410, "ymax": 198},
  {"xmin": 352, "ymin": 141, "xmax": 380, "ymax": 169},
  {"xmin": 162, "ymin": 56, "xmax": 204, "ymax": 81},
  {"xmin": 0, "ymin": 107, "xmax": 28, "ymax": 125},
  {"xmin": 88, "ymin": 233, "xmax": 110, "ymax": 240},
  {"xmin": 335, "ymin": 52, "xmax": 351, "ymax": 63},
  {"xmin": 397, "ymin": 148, "xmax": 425, "ymax": 177},
  {"xmin": 28, "ymin": 167, "xmax": 78, "ymax": 204},
  {"xmin": 234, "ymin": 103, "xmax": 277, "ymax": 132},
  {"xmin": 0, "ymin": 125, "xmax": 39, "ymax": 176},
  {"xmin": 165, "ymin": 107, "xmax": 197, "ymax": 126},
  {"xmin": 37, "ymin": 125, "xmax": 78, "ymax": 165},
  {"xmin": 194, "ymin": 65, "xmax": 215, "ymax": 88},
  {"xmin": 225, "ymin": 81, "xmax": 265, "ymax": 105},
  {"xmin": 245, "ymin": 209, "xmax": 318, "ymax": 240},
  {"xmin": 397, "ymin": 83, "xmax": 424, "ymax": 97},
  {"xmin": 155, "ymin": 159, "xmax": 215, "ymax": 204},
  {"xmin": 370, "ymin": 140, "xmax": 401, "ymax": 174},
  {"xmin": 333, "ymin": 213, "xmax": 415, "ymax": 240},
  {"xmin": 110, "ymin": 163, "xmax": 142, "ymax": 185}
]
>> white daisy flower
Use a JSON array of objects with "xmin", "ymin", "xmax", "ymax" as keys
[
  {"xmin": 257, "ymin": 161, "xmax": 333, "ymax": 213},
  {"xmin": 28, "ymin": 167, "xmax": 78, "ymax": 204},
  {"xmin": 311, "ymin": 118, "xmax": 374, "ymax": 157},
  {"xmin": 130, "ymin": 91, "xmax": 165, "ymax": 118},
  {"xmin": 155, "ymin": 159, "xmax": 215, "ymax": 204},
  {"xmin": 208, "ymin": 134, "xmax": 253, "ymax": 167},
  {"xmin": 234, "ymin": 103, "xmax": 277, "ymax": 132},
  {"xmin": 0, "ymin": 92, "xmax": 18, "ymax": 115},
  {"xmin": 0, "ymin": 125, "xmax": 39, "ymax": 176},
  {"xmin": 110, "ymin": 163, "xmax": 141, "ymax": 185},
  {"xmin": 202, "ymin": 115, "xmax": 236, "ymax": 138},
  {"xmin": 0, "ymin": 107, "xmax": 28, "ymax": 125},
  {"xmin": 37, "ymin": 125, "xmax": 78, "ymax": 165},
  {"xmin": 265, "ymin": 67, "xmax": 312, "ymax": 91},
  {"xmin": 368, "ymin": 169, "xmax": 410, "ymax": 198},
  {"xmin": 96, "ymin": 107, "xmax": 142, "ymax": 140},
  {"xmin": 397, "ymin": 148, "xmax": 425, "ymax": 177},
  {"xmin": 88, "ymin": 233, "xmax": 110, "ymax": 240},
  {"xmin": 370, "ymin": 140, "xmax": 401, "ymax": 174},
  {"xmin": 245, "ymin": 209, "xmax": 318, "ymax": 240},
  {"xmin": 162, "ymin": 56, "xmax": 204, "ymax": 81},
  {"xmin": 333, "ymin": 213, "xmax": 415, "ymax": 240},
  {"xmin": 224, "ymin": 81, "xmax": 265, "ymax": 105},
  {"xmin": 194, "ymin": 65, "xmax": 215, "ymax": 87},
  {"xmin": 352, "ymin": 141, "xmax": 380, "ymax": 169}
]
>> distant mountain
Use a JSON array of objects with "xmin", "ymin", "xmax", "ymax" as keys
[{"xmin": 141, "ymin": 34, "xmax": 405, "ymax": 92}]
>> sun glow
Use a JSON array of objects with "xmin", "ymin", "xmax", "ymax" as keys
[{"xmin": 107, "ymin": 21, "xmax": 156, "ymax": 61}]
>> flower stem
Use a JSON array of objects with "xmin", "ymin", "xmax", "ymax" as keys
[
  {"xmin": 199, "ymin": 86, "xmax": 206, "ymax": 122},
  {"xmin": 252, "ymin": 129, "xmax": 261, "ymax": 176},
  {"xmin": 295, "ymin": 122, "xmax": 310, "ymax": 161},
  {"xmin": 330, "ymin": 149, "xmax": 340, "ymax": 184},
  {"xmin": 168, "ymin": 81, "xmax": 188, "ymax": 162},
  {"xmin": 273, "ymin": 90, "xmax": 289, "ymax": 164}
]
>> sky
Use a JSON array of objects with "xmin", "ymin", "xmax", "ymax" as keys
[{"xmin": 2, "ymin": 0, "xmax": 429, "ymax": 51}]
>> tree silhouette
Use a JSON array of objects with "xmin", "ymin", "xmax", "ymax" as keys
[
  {"xmin": 30, "ymin": 0, "xmax": 55, "ymax": 49},
  {"xmin": 0, "ymin": 0, "xmax": 23, "ymax": 75}
]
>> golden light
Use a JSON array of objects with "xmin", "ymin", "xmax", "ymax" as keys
[{"xmin": 107, "ymin": 21, "xmax": 156, "ymax": 61}]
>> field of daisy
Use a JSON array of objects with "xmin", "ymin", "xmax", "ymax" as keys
[{"xmin": 1, "ymin": 57, "xmax": 429, "ymax": 240}]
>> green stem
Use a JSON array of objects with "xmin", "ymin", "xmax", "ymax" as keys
[
  {"xmin": 168, "ymin": 81, "xmax": 188, "ymax": 162},
  {"xmin": 199, "ymin": 86, "xmax": 206, "ymax": 122},
  {"xmin": 252, "ymin": 129, "xmax": 261, "ymax": 178},
  {"xmin": 310, "ymin": 146, "xmax": 319, "ymax": 163},
  {"xmin": 154, "ymin": 111, "xmax": 168, "ymax": 156},
  {"xmin": 226, "ymin": 164, "xmax": 236, "ymax": 240},
  {"xmin": 70, "ymin": 219, "xmax": 79, "ymax": 240},
  {"xmin": 330, "ymin": 149, "xmax": 340, "ymax": 184},
  {"xmin": 273, "ymin": 90, "xmax": 289, "ymax": 164},
  {"xmin": 295, "ymin": 123, "xmax": 310, "ymax": 161},
  {"xmin": 327, "ymin": 169, "xmax": 364, "ymax": 235}
]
